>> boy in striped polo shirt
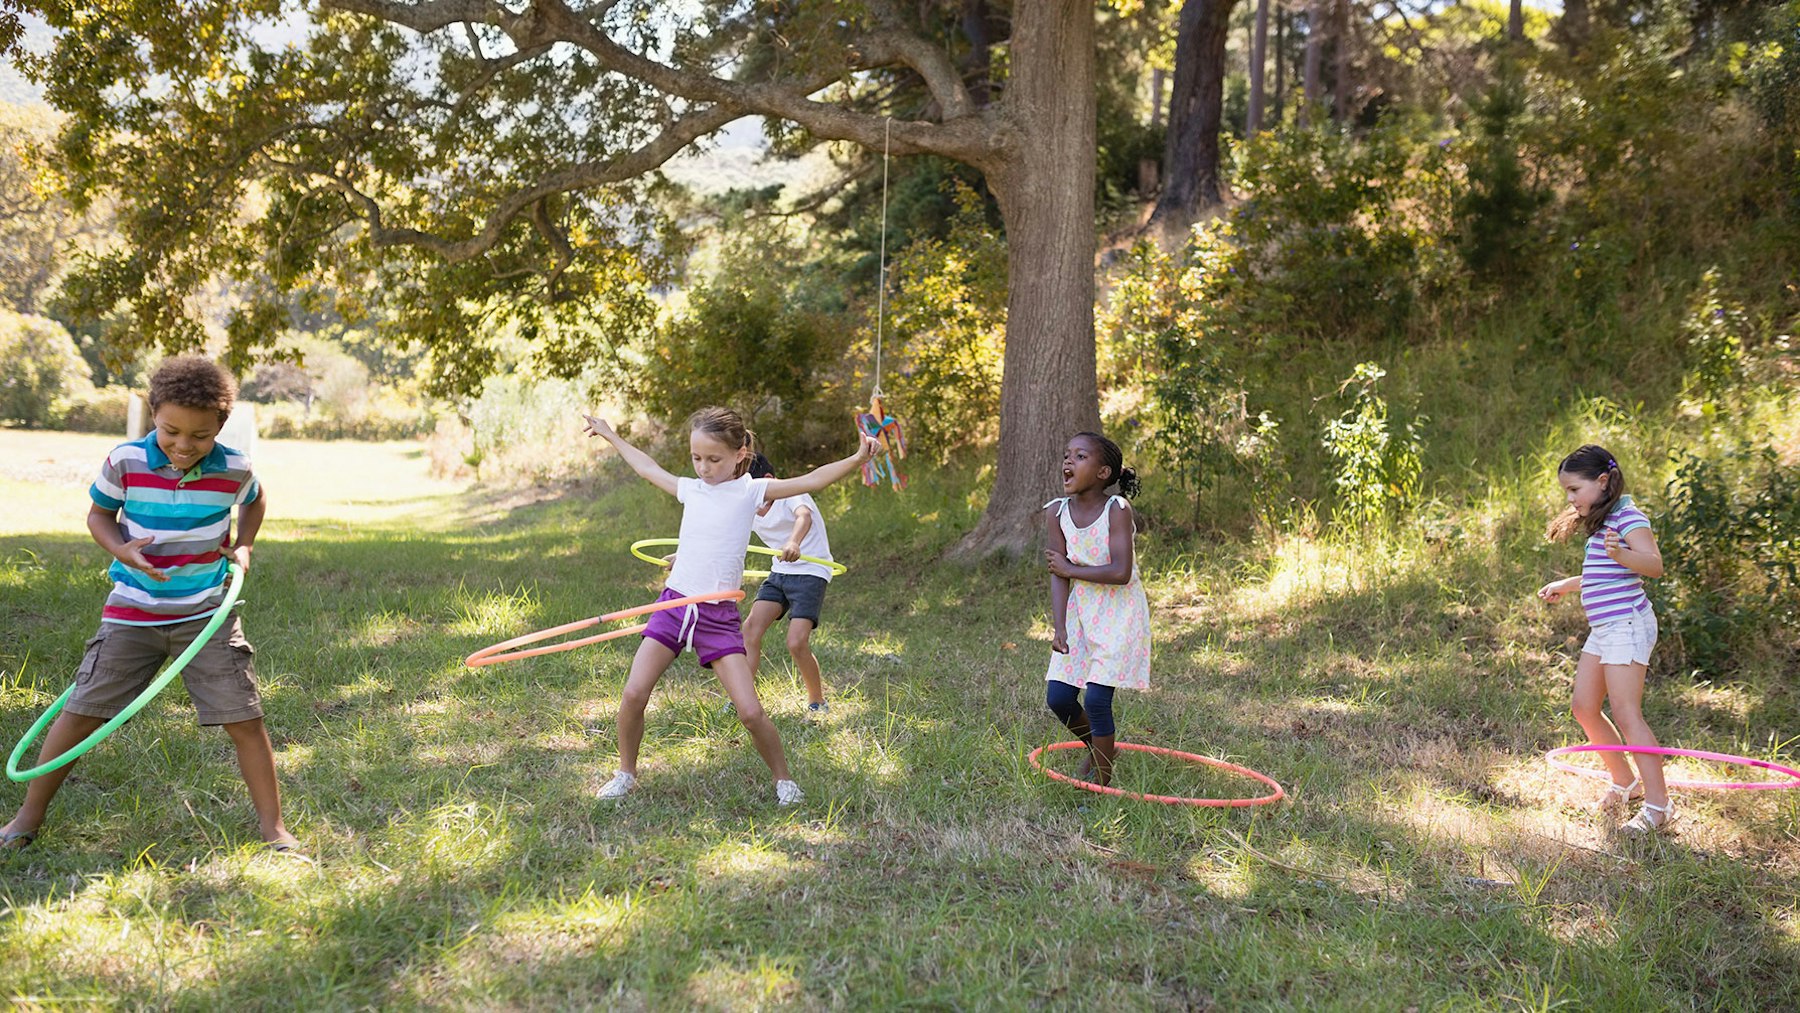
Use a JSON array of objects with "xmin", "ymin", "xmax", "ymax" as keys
[{"xmin": 1, "ymin": 357, "xmax": 299, "ymax": 853}]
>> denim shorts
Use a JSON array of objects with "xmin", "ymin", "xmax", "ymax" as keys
[
  {"xmin": 1582, "ymin": 606, "xmax": 1658, "ymax": 667},
  {"xmin": 753, "ymin": 572, "xmax": 830, "ymax": 628}
]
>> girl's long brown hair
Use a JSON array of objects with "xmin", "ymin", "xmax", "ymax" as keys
[{"xmin": 1546, "ymin": 444, "xmax": 1625, "ymax": 542}]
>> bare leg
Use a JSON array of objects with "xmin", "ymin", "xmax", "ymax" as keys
[
  {"xmin": 711, "ymin": 653, "xmax": 792, "ymax": 782},
  {"xmin": 616, "ymin": 638, "xmax": 678, "ymax": 775},
  {"xmin": 222, "ymin": 717, "xmax": 297, "ymax": 846},
  {"xmin": 786, "ymin": 619, "xmax": 823, "ymax": 705},
  {"xmin": 0, "ymin": 712, "xmax": 106, "ymax": 843},
  {"xmin": 1570, "ymin": 651, "xmax": 1636, "ymax": 787},
  {"xmin": 741, "ymin": 600, "xmax": 783, "ymax": 684},
  {"xmin": 1603, "ymin": 662, "xmax": 1669, "ymax": 808}
]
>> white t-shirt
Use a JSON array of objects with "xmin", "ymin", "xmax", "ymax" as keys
[
  {"xmin": 751, "ymin": 493, "xmax": 835, "ymax": 581},
  {"xmin": 667, "ymin": 475, "xmax": 772, "ymax": 595}
]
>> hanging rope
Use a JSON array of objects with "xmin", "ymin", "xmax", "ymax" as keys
[
  {"xmin": 873, "ymin": 115, "xmax": 891, "ymax": 400},
  {"xmin": 857, "ymin": 115, "xmax": 908, "ymax": 491}
]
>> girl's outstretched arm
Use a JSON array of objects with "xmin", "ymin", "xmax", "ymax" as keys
[
  {"xmin": 1046, "ymin": 505, "xmax": 1072, "ymax": 654},
  {"xmin": 583, "ymin": 414, "xmax": 679, "ymax": 496},
  {"xmin": 764, "ymin": 436, "xmax": 879, "ymax": 499},
  {"xmin": 1045, "ymin": 501, "xmax": 1135, "ymax": 586}
]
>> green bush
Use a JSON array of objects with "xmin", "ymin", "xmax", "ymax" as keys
[
  {"xmin": 0, "ymin": 309, "xmax": 91, "ymax": 427},
  {"xmin": 1227, "ymin": 121, "xmax": 1459, "ymax": 347},
  {"xmin": 257, "ymin": 404, "xmax": 432, "ymax": 441},
  {"xmin": 635, "ymin": 223, "xmax": 858, "ymax": 466},
  {"xmin": 1096, "ymin": 239, "xmax": 1281, "ymax": 525},
  {"xmin": 1320, "ymin": 362, "xmax": 1427, "ymax": 529},
  {"xmin": 879, "ymin": 182, "xmax": 1008, "ymax": 462},
  {"xmin": 58, "ymin": 385, "xmax": 134, "ymax": 433},
  {"xmin": 1657, "ymin": 441, "xmax": 1800, "ymax": 676}
]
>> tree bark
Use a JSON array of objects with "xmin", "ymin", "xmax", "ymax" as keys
[
  {"xmin": 1302, "ymin": 0, "xmax": 1323, "ymax": 123},
  {"xmin": 953, "ymin": 0, "xmax": 1101, "ymax": 557},
  {"xmin": 1556, "ymin": 0, "xmax": 1590, "ymax": 54},
  {"xmin": 1508, "ymin": 0, "xmax": 1524, "ymax": 42},
  {"xmin": 1146, "ymin": 0, "xmax": 1240, "ymax": 237},
  {"xmin": 1332, "ymin": 0, "xmax": 1351, "ymax": 122},
  {"xmin": 1273, "ymin": 9, "xmax": 1286, "ymax": 127},
  {"xmin": 1248, "ymin": 0, "xmax": 1270, "ymax": 133}
]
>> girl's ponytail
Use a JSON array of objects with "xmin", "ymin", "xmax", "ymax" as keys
[{"xmin": 1116, "ymin": 466, "xmax": 1141, "ymax": 500}]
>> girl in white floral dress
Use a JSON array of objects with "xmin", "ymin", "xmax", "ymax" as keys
[{"xmin": 1044, "ymin": 431, "xmax": 1150, "ymax": 786}]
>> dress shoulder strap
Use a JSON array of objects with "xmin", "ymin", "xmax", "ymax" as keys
[{"xmin": 1042, "ymin": 497, "xmax": 1070, "ymax": 517}]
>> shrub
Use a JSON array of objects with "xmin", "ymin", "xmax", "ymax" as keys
[
  {"xmin": 877, "ymin": 182, "xmax": 1008, "ymax": 462},
  {"xmin": 1320, "ymin": 362, "xmax": 1427, "ymax": 528},
  {"xmin": 0, "ymin": 309, "xmax": 91, "ymax": 427},
  {"xmin": 1097, "ymin": 239, "xmax": 1281, "ymax": 525},
  {"xmin": 1657, "ymin": 441, "xmax": 1800, "ymax": 675},
  {"xmin": 58, "ymin": 385, "xmax": 134, "ymax": 433}
]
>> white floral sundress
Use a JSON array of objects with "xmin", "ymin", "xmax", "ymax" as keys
[{"xmin": 1045, "ymin": 496, "xmax": 1152, "ymax": 690}]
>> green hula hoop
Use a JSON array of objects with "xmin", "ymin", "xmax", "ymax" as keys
[
  {"xmin": 629, "ymin": 538, "xmax": 847, "ymax": 580},
  {"xmin": 7, "ymin": 563, "xmax": 246, "ymax": 783}
]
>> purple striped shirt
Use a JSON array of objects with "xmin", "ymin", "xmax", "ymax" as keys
[{"xmin": 1580, "ymin": 496, "xmax": 1653, "ymax": 625}]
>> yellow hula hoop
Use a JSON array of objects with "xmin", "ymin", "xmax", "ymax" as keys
[{"xmin": 628, "ymin": 538, "xmax": 847, "ymax": 579}]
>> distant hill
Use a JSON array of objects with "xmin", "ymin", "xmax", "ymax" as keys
[{"xmin": 663, "ymin": 140, "xmax": 839, "ymax": 199}]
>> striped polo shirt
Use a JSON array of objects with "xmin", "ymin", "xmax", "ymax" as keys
[
  {"xmin": 88, "ymin": 432, "xmax": 261, "ymax": 626},
  {"xmin": 1580, "ymin": 495, "xmax": 1653, "ymax": 625}
]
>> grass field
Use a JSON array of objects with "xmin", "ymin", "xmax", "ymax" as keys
[{"xmin": 2, "ymin": 430, "xmax": 1797, "ymax": 1009}]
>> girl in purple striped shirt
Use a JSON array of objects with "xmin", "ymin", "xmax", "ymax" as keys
[{"xmin": 1537, "ymin": 445, "xmax": 1671, "ymax": 834}]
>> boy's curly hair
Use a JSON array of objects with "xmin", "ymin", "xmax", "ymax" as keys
[{"xmin": 148, "ymin": 356, "xmax": 237, "ymax": 424}]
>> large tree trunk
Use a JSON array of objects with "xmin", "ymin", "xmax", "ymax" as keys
[
  {"xmin": 1508, "ymin": 0, "xmax": 1524, "ymax": 41},
  {"xmin": 1248, "ymin": 0, "xmax": 1270, "ymax": 133},
  {"xmin": 1302, "ymin": 0, "xmax": 1323, "ymax": 123},
  {"xmin": 1146, "ymin": 0, "xmax": 1240, "ymax": 237},
  {"xmin": 953, "ymin": 0, "xmax": 1100, "ymax": 557},
  {"xmin": 1556, "ymin": 0, "xmax": 1590, "ymax": 53},
  {"xmin": 1332, "ymin": 0, "xmax": 1351, "ymax": 121}
]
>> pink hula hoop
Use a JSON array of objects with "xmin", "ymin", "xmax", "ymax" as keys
[
  {"xmin": 1545, "ymin": 743, "xmax": 1800, "ymax": 790},
  {"xmin": 1027, "ymin": 741, "xmax": 1285, "ymax": 808},
  {"xmin": 464, "ymin": 590, "xmax": 746, "ymax": 667}
]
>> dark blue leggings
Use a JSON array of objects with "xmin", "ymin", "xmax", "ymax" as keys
[{"xmin": 1046, "ymin": 681, "xmax": 1116, "ymax": 738}]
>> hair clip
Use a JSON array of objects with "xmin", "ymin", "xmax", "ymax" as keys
[{"xmin": 1607, "ymin": 458, "xmax": 1617, "ymax": 470}]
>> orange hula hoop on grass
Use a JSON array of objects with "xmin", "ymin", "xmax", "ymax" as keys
[
  {"xmin": 464, "ymin": 590, "xmax": 746, "ymax": 667},
  {"xmin": 1028, "ymin": 741, "xmax": 1286, "ymax": 808}
]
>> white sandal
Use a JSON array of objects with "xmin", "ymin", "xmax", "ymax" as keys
[
  {"xmin": 1598, "ymin": 776, "xmax": 1642, "ymax": 813},
  {"xmin": 1620, "ymin": 799, "xmax": 1675, "ymax": 835}
]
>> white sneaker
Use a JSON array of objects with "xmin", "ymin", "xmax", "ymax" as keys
[
  {"xmin": 775, "ymin": 780, "xmax": 804, "ymax": 806},
  {"xmin": 597, "ymin": 769, "xmax": 638, "ymax": 799}
]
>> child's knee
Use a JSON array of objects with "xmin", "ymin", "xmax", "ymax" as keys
[
  {"xmin": 785, "ymin": 627, "xmax": 812, "ymax": 655},
  {"xmin": 735, "ymin": 702, "xmax": 770, "ymax": 727},
  {"xmin": 620, "ymin": 685, "xmax": 653, "ymax": 713},
  {"xmin": 1045, "ymin": 682, "xmax": 1080, "ymax": 721}
]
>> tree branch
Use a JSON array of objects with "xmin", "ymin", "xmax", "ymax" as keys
[
  {"xmin": 859, "ymin": 0, "xmax": 976, "ymax": 119},
  {"xmin": 268, "ymin": 100, "xmax": 743, "ymax": 264}
]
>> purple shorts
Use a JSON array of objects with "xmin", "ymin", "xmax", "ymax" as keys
[{"xmin": 640, "ymin": 586, "xmax": 746, "ymax": 668}]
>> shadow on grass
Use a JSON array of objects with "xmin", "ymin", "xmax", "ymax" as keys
[{"xmin": 4, "ymin": 488, "xmax": 1799, "ymax": 1005}]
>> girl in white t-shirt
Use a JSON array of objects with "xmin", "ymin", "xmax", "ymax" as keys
[
  {"xmin": 743, "ymin": 453, "xmax": 837, "ymax": 715},
  {"xmin": 583, "ymin": 407, "xmax": 874, "ymax": 806}
]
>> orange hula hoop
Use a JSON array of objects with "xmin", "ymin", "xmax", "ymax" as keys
[
  {"xmin": 1027, "ymin": 741, "xmax": 1286, "ymax": 808},
  {"xmin": 464, "ymin": 590, "xmax": 746, "ymax": 667}
]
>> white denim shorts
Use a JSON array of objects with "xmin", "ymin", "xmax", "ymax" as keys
[{"xmin": 1582, "ymin": 606, "xmax": 1658, "ymax": 667}]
